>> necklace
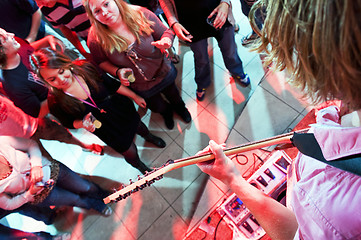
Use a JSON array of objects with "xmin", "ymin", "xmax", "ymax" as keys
[{"xmin": 68, "ymin": 75, "xmax": 107, "ymax": 114}]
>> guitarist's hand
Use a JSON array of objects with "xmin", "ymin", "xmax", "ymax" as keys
[{"xmin": 196, "ymin": 140, "xmax": 241, "ymax": 186}]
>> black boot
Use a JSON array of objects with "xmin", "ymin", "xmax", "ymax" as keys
[
  {"xmin": 161, "ymin": 107, "xmax": 174, "ymax": 129},
  {"xmin": 144, "ymin": 133, "xmax": 166, "ymax": 148},
  {"xmin": 174, "ymin": 102, "xmax": 192, "ymax": 123}
]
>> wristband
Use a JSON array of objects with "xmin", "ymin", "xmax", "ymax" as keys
[
  {"xmin": 170, "ymin": 22, "xmax": 179, "ymax": 29},
  {"xmin": 115, "ymin": 67, "xmax": 121, "ymax": 77}
]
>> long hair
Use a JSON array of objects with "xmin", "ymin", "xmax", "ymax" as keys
[
  {"xmin": 83, "ymin": 0, "xmax": 154, "ymax": 53},
  {"xmin": 250, "ymin": 0, "xmax": 361, "ymax": 110},
  {"xmin": 0, "ymin": 44, "xmax": 6, "ymax": 68},
  {"xmin": 31, "ymin": 48, "xmax": 102, "ymax": 114}
]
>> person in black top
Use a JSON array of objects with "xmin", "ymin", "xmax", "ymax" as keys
[
  {"xmin": 31, "ymin": 48, "xmax": 166, "ymax": 174},
  {"xmin": 0, "ymin": 28, "xmax": 104, "ymax": 155}
]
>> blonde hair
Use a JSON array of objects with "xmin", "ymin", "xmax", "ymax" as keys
[
  {"xmin": 251, "ymin": 0, "xmax": 361, "ymax": 109},
  {"xmin": 83, "ymin": 0, "xmax": 154, "ymax": 53}
]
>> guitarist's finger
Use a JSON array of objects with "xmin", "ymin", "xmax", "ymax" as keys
[
  {"xmin": 196, "ymin": 145, "xmax": 211, "ymax": 156},
  {"xmin": 209, "ymin": 140, "xmax": 227, "ymax": 160}
]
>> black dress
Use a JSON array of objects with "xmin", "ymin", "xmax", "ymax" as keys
[{"xmin": 48, "ymin": 72, "xmax": 140, "ymax": 153}]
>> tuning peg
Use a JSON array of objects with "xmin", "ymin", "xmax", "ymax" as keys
[{"xmin": 129, "ymin": 179, "xmax": 134, "ymax": 184}]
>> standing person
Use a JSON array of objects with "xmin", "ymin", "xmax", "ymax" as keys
[
  {"xmin": 0, "ymin": 136, "xmax": 112, "ymax": 216},
  {"xmin": 0, "ymin": 28, "xmax": 104, "ymax": 155},
  {"xmin": 159, "ymin": 0, "xmax": 250, "ymax": 101},
  {"xmin": 0, "ymin": 0, "xmax": 45, "ymax": 43},
  {"xmin": 83, "ymin": 0, "xmax": 191, "ymax": 130},
  {"xmin": 196, "ymin": 0, "xmax": 361, "ymax": 239},
  {"xmin": 31, "ymin": 48, "xmax": 166, "ymax": 174},
  {"xmin": 34, "ymin": 0, "xmax": 92, "ymax": 59},
  {"xmin": 238, "ymin": 0, "xmax": 263, "ymax": 46}
]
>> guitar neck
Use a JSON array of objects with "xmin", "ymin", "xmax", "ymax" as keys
[{"xmin": 104, "ymin": 129, "xmax": 307, "ymax": 204}]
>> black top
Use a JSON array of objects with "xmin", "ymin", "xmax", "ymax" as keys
[
  {"xmin": 2, "ymin": 37, "xmax": 48, "ymax": 118},
  {"xmin": 48, "ymin": 70, "xmax": 140, "ymax": 153},
  {"xmin": 174, "ymin": 0, "xmax": 231, "ymax": 42}
]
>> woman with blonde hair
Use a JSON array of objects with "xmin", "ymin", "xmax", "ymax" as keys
[
  {"xmin": 84, "ymin": 0, "xmax": 191, "ymax": 130},
  {"xmin": 196, "ymin": 1, "xmax": 361, "ymax": 239}
]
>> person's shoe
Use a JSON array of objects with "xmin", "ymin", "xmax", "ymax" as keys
[
  {"xmin": 52, "ymin": 233, "xmax": 71, "ymax": 240},
  {"xmin": 175, "ymin": 107, "xmax": 191, "ymax": 123},
  {"xmin": 83, "ymin": 144, "xmax": 105, "ymax": 155},
  {"xmin": 100, "ymin": 205, "xmax": 113, "ymax": 217},
  {"xmin": 196, "ymin": 88, "xmax": 206, "ymax": 101},
  {"xmin": 241, "ymin": 33, "xmax": 258, "ymax": 46},
  {"xmin": 138, "ymin": 161, "xmax": 152, "ymax": 174},
  {"xmin": 232, "ymin": 73, "xmax": 250, "ymax": 87},
  {"xmin": 162, "ymin": 111, "xmax": 174, "ymax": 129},
  {"xmin": 144, "ymin": 133, "xmax": 166, "ymax": 148}
]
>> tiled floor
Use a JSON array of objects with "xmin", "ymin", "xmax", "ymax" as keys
[{"xmin": 1, "ymin": 1, "xmax": 313, "ymax": 239}]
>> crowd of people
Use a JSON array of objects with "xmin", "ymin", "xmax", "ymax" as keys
[{"xmin": 0, "ymin": 0, "xmax": 360, "ymax": 239}]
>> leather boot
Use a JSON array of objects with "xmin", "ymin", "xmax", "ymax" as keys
[
  {"xmin": 174, "ymin": 102, "xmax": 192, "ymax": 123},
  {"xmin": 144, "ymin": 133, "xmax": 166, "ymax": 148},
  {"xmin": 161, "ymin": 106, "xmax": 174, "ymax": 129}
]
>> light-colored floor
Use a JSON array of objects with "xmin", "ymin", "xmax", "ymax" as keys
[{"xmin": 2, "ymin": 1, "xmax": 313, "ymax": 239}]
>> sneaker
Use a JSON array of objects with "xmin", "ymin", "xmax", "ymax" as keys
[
  {"xmin": 52, "ymin": 233, "xmax": 71, "ymax": 240},
  {"xmin": 241, "ymin": 33, "xmax": 258, "ymax": 46},
  {"xmin": 233, "ymin": 74, "xmax": 250, "ymax": 87},
  {"xmin": 196, "ymin": 88, "xmax": 206, "ymax": 101}
]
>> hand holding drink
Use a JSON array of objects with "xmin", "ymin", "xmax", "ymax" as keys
[
  {"xmin": 83, "ymin": 112, "xmax": 102, "ymax": 132},
  {"xmin": 118, "ymin": 68, "xmax": 135, "ymax": 86}
]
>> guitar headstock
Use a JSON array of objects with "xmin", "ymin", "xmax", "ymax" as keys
[{"xmin": 104, "ymin": 159, "xmax": 174, "ymax": 204}]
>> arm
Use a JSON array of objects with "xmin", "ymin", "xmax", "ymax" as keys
[
  {"xmin": 38, "ymin": 99, "xmax": 49, "ymax": 118},
  {"xmin": 0, "ymin": 136, "xmax": 45, "ymax": 210},
  {"xmin": 158, "ymin": 0, "xmax": 193, "ymax": 42},
  {"xmin": 30, "ymin": 35, "xmax": 65, "ymax": 52},
  {"xmin": 25, "ymin": 9, "xmax": 42, "ymax": 43},
  {"xmin": 116, "ymin": 85, "xmax": 146, "ymax": 108},
  {"xmin": 6, "ymin": 136, "xmax": 43, "ymax": 183},
  {"xmin": 197, "ymin": 141, "xmax": 298, "ymax": 240},
  {"xmin": 208, "ymin": 2, "xmax": 230, "ymax": 29},
  {"xmin": 60, "ymin": 26, "xmax": 91, "ymax": 60},
  {"xmin": 142, "ymin": 8, "xmax": 175, "ymax": 50}
]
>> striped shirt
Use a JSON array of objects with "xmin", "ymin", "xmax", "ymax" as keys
[{"xmin": 40, "ymin": 0, "xmax": 90, "ymax": 40}]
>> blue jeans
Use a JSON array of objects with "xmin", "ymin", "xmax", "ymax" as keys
[
  {"xmin": 36, "ymin": 163, "xmax": 107, "ymax": 213},
  {"xmin": 240, "ymin": 0, "xmax": 264, "ymax": 32},
  {"xmin": 190, "ymin": 26, "xmax": 245, "ymax": 89}
]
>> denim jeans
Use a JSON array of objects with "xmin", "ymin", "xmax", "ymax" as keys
[
  {"xmin": 190, "ymin": 26, "xmax": 245, "ymax": 89},
  {"xmin": 36, "ymin": 163, "xmax": 106, "ymax": 213},
  {"xmin": 240, "ymin": 0, "xmax": 264, "ymax": 32}
]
